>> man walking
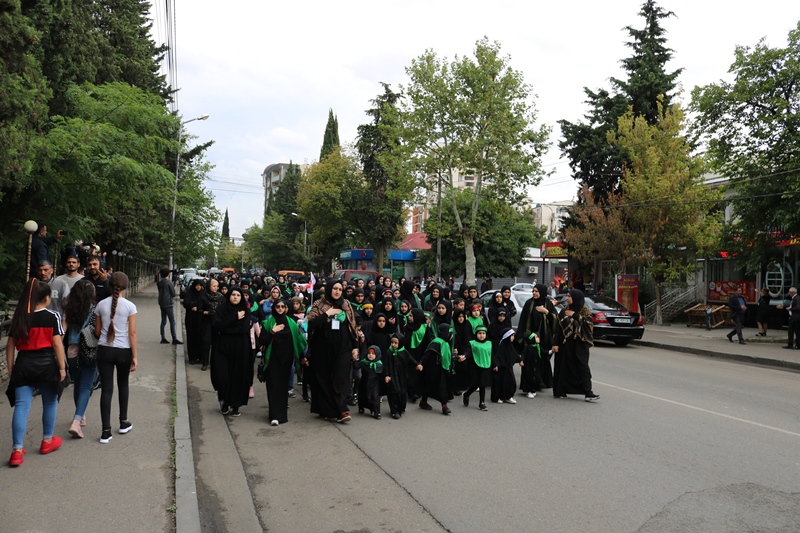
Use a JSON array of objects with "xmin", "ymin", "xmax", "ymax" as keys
[
  {"xmin": 37, "ymin": 260, "xmax": 70, "ymax": 316},
  {"xmin": 157, "ymin": 268, "xmax": 182, "ymax": 345},
  {"xmin": 56, "ymin": 255, "xmax": 84, "ymax": 290},
  {"xmin": 777, "ymin": 287, "xmax": 800, "ymax": 349},
  {"xmin": 726, "ymin": 285, "xmax": 747, "ymax": 345},
  {"xmin": 85, "ymin": 256, "xmax": 111, "ymax": 301}
]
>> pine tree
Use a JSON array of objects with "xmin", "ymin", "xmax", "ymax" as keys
[
  {"xmin": 559, "ymin": 0, "xmax": 682, "ymax": 200},
  {"xmin": 319, "ymin": 109, "xmax": 340, "ymax": 161},
  {"xmin": 221, "ymin": 209, "xmax": 230, "ymax": 240}
]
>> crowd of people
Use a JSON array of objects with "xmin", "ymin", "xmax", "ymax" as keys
[{"xmin": 174, "ymin": 271, "xmax": 600, "ymax": 427}]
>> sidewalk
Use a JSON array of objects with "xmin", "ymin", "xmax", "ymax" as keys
[
  {"xmin": 0, "ymin": 283, "xmax": 178, "ymax": 533},
  {"xmin": 633, "ymin": 323, "xmax": 800, "ymax": 372}
]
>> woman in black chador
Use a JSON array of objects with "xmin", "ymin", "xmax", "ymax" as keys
[
  {"xmin": 403, "ymin": 307, "xmax": 434, "ymax": 402},
  {"xmin": 552, "ymin": 289, "xmax": 599, "ymax": 401},
  {"xmin": 259, "ymin": 299, "xmax": 306, "ymax": 426},
  {"xmin": 515, "ymin": 283, "xmax": 557, "ymax": 390},
  {"xmin": 304, "ymin": 280, "xmax": 360, "ymax": 423},
  {"xmin": 212, "ymin": 287, "xmax": 253, "ymax": 416},
  {"xmin": 184, "ymin": 278, "xmax": 209, "ymax": 364}
]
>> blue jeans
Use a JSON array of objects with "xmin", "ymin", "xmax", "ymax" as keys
[
  {"xmin": 12, "ymin": 385, "xmax": 58, "ymax": 449},
  {"xmin": 68, "ymin": 357, "xmax": 97, "ymax": 421},
  {"xmin": 160, "ymin": 306, "xmax": 177, "ymax": 341}
]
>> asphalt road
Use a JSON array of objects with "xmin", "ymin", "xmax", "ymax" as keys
[{"xmin": 190, "ymin": 342, "xmax": 800, "ymax": 533}]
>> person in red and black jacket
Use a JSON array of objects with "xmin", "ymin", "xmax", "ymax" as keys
[{"xmin": 6, "ymin": 279, "xmax": 67, "ymax": 467}]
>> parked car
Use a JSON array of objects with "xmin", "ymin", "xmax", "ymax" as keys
[
  {"xmin": 479, "ymin": 290, "xmax": 528, "ymax": 328},
  {"xmin": 554, "ymin": 294, "xmax": 644, "ymax": 346},
  {"xmin": 179, "ymin": 273, "xmax": 201, "ymax": 299}
]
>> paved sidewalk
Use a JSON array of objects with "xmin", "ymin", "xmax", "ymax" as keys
[
  {"xmin": 633, "ymin": 323, "xmax": 800, "ymax": 372},
  {"xmin": 0, "ymin": 283, "xmax": 177, "ymax": 533}
]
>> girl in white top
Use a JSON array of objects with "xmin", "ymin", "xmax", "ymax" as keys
[{"xmin": 94, "ymin": 272, "xmax": 138, "ymax": 443}]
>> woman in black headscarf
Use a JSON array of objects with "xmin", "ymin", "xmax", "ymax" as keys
[
  {"xmin": 423, "ymin": 285, "xmax": 443, "ymax": 312},
  {"xmin": 433, "ymin": 298, "xmax": 453, "ymax": 328},
  {"xmin": 552, "ymin": 289, "xmax": 599, "ymax": 401},
  {"xmin": 259, "ymin": 299, "xmax": 306, "ymax": 425},
  {"xmin": 379, "ymin": 297, "xmax": 399, "ymax": 333},
  {"xmin": 304, "ymin": 280, "xmax": 360, "ymax": 422},
  {"xmin": 516, "ymin": 283, "xmax": 557, "ymax": 390},
  {"xmin": 399, "ymin": 280, "xmax": 420, "ymax": 309},
  {"xmin": 184, "ymin": 278, "xmax": 209, "ymax": 364},
  {"xmin": 403, "ymin": 307, "xmax": 434, "ymax": 402},
  {"xmin": 212, "ymin": 287, "xmax": 253, "ymax": 416},
  {"xmin": 486, "ymin": 291, "xmax": 507, "ymax": 323}
]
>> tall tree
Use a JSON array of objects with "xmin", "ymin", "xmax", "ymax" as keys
[
  {"xmin": 565, "ymin": 101, "xmax": 721, "ymax": 324},
  {"xmin": 354, "ymin": 83, "xmax": 415, "ymax": 273},
  {"xmin": 690, "ymin": 22, "xmax": 800, "ymax": 272},
  {"xmin": 221, "ymin": 208, "xmax": 230, "ymax": 239},
  {"xmin": 396, "ymin": 38, "xmax": 550, "ymax": 285},
  {"xmin": 418, "ymin": 188, "xmax": 545, "ymax": 278},
  {"xmin": 272, "ymin": 161, "xmax": 303, "ymax": 235},
  {"xmin": 319, "ymin": 109, "xmax": 340, "ymax": 161},
  {"xmin": 559, "ymin": 0, "xmax": 682, "ymax": 200}
]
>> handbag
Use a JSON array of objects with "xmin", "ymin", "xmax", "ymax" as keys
[{"xmin": 78, "ymin": 312, "xmax": 99, "ymax": 366}]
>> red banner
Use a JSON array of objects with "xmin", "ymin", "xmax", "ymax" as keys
[
  {"xmin": 541, "ymin": 241, "xmax": 567, "ymax": 258},
  {"xmin": 707, "ymin": 281, "xmax": 757, "ymax": 304},
  {"xmin": 615, "ymin": 274, "xmax": 639, "ymax": 313}
]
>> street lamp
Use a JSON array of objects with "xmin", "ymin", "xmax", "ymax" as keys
[
  {"xmin": 169, "ymin": 114, "xmax": 210, "ymax": 271},
  {"xmin": 112, "ymin": 250, "xmax": 118, "ymax": 272},
  {"xmin": 24, "ymin": 220, "xmax": 37, "ymax": 281},
  {"xmin": 290, "ymin": 212, "xmax": 308, "ymax": 260}
]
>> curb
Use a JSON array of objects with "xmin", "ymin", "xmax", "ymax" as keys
[
  {"xmin": 172, "ymin": 301, "xmax": 201, "ymax": 532},
  {"xmin": 631, "ymin": 340, "xmax": 800, "ymax": 373}
]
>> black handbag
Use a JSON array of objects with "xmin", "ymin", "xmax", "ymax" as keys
[{"xmin": 78, "ymin": 313, "xmax": 98, "ymax": 366}]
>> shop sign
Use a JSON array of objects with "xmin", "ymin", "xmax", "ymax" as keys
[{"xmin": 707, "ymin": 281, "xmax": 757, "ymax": 304}]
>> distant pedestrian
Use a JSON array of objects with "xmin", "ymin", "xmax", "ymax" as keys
[
  {"xmin": 726, "ymin": 286, "xmax": 747, "ymax": 345},
  {"xmin": 5, "ymin": 280, "xmax": 67, "ymax": 466},
  {"xmin": 777, "ymin": 287, "xmax": 800, "ymax": 350},
  {"xmin": 29, "ymin": 224, "xmax": 66, "ymax": 278},
  {"xmin": 157, "ymin": 268, "xmax": 181, "ymax": 345},
  {"xmin": 94, "ymin": 272, "xmax": 138, "ymax": 443},
  {"xmin": 756, "ymin": 288, "xmax": 771, "ymax": 337}
]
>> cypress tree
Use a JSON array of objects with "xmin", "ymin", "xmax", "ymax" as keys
[
  {"xmin": 221, "ymin": 208, "xmax": 230, "ymax": 239},
  {"xmin": 320, "ymin": 109, "xmax": 340, "ymax": 161}
]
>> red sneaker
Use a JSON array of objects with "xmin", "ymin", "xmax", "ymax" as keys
[
  {"xmin": 9, "ymin": 449, "xmax": 26, "ymax": 466},
  {"xmin": 39, "ymin": 436, "xmax": 62, "ymax": 454}
]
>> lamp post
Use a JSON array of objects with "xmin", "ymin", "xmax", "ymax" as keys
[
  {"xmin": 290, "ymin": 212, "xmax": 308, "ymax": 260},
  {"xmin": 24, "ymin": 220, "xmax": 37, "ymax": 281},
  {"xmin": 169, "ymin": 114, "xmax": 210, "ymax": 271},
  {"xmin": 112, "ymin": 250, "xmax": 118, "ymax": 272}
]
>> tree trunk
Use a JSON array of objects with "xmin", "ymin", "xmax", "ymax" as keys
[
  {"xmin": 464, "ymin": 232, "xmax": 476, "ymax": 287},
  {"xmin": 377, "ymin": 245, "xmax": 384, "ymax": 275},
  {"xmin": 654, "ymin": 277, "xmax": 663, "ymax": 326}
]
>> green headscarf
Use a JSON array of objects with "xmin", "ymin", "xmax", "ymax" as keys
[{"xmin": 261, "ymin": 315, "xmax": 308, "ymax": 371}]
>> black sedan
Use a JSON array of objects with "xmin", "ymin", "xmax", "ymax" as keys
[{"xmin": 555, "ymin": 294, "xmax": 644, "ymax": 346}]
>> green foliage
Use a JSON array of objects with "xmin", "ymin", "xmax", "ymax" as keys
[
  {"xmin": 566, "ymin": 101, "xmax": 721, "ymax": 323},
  {"xmin": 319, "ymin": 109, "xmax": 340, "ymax": 161},
  {"xmin": 690, "ymin": 22, "xmax": 800, "ymax": 272},
  {"xmin": 0, "ymin": 0, "xmax": 51, "ymax": 192},
  {"xmin": 559, "ymin": 0, "xmax": 682, "ymax": 200},
  {"xmin": 21, "ymin": 0, "xmax": 169, "ymax": 116},
  {"xmin": 418, "ymin": 189, "xmax": 544, "ymax": 278},
  {"xmin": 243, "ymin": 213, "xmax": 307, "ymax": 272},
  {"xmin": 355, "ymin": 83, "xmax": 415, "ymax": 270},
  {"xmin": 395, "ymin": 37, "xmax": 550, "ymax": 283},
  {"xmin": 272, "ymin": 161, "xmax": 303, "ymax": 235},
  {"xmin": 296, "ymin": 147, "xmax": 361, "ymax": 266}
]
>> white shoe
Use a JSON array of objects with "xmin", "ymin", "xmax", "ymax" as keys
[
  {"xmin": 506, "ymin": 397, "xmax": 517, "ymax": 404},
  {"xmin": 495, "ymin": 399, "xmax": 503, "ymax": 404},
  {"xmin": 527, "ymin": 392, "xmax": 536, "ymax": 399},
  {"xmin": 270, "ymin": 420, "xmax": 279, "ymax": 426}
]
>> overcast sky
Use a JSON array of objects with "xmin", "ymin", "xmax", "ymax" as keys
[{"xmin": 152, "ymin": 1, "xmax": 799, "ymax": 239}]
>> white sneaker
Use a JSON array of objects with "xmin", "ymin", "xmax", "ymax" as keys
[
  {"xmin": 527, "ymin": 392, "xmax": 536, "ymax": 399},
  {"xmin": 270, "ymin": 420, "xmax": 279, "ymax": 426},
  {"xmin": 495, "ymin": 399, "xmax": 504, "ymax": 404},
  {"xmin": 506, "ymin": 397, "xmax": 517, "ymax": 404}
]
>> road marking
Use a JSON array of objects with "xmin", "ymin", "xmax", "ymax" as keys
[{"xmin": 594, "ymin": 380, "xmax": 800, "ymax": 438}]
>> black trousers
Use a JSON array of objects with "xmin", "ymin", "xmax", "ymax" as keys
[
  {"xmin": 728, "ymin": 314, "xmax": 744, "ymax": 342},
  {"xmin": 788, "ymin": 320, "xmax": 800, "ymax": 348},
  {"xmin": 96, "ymin": 346, "xmax": 132, "ymax": 430}
]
